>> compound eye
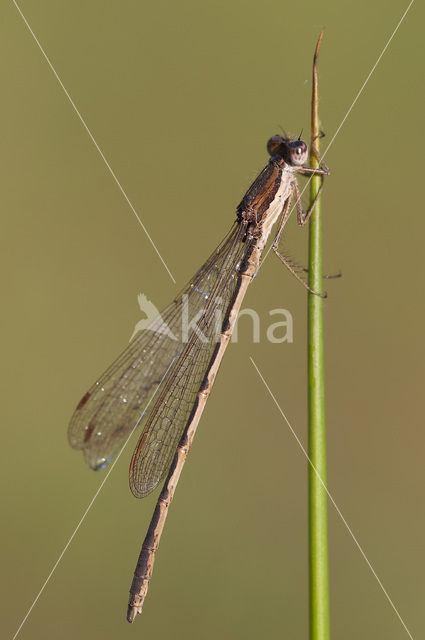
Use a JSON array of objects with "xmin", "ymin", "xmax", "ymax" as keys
[
  {"xmin": 267, "ymin": 135, "xmax": 285, "ymax": 157},
  {"xmin": 289, "ymin": 140, "xmax": 308, "ymax": 166}
]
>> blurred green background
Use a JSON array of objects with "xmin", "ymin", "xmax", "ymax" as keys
[{"xmin": 1, "ymin": 1, "xmax": 424, "ymax": 638}]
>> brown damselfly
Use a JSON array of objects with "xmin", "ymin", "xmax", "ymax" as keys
[{"xmin": 68, "ymin": 134, "xmax": 329, "ymax": 622}]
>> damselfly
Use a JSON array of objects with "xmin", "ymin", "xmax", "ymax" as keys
[{"xmin": 68, "ymin": 134, "xmax": 329, "ymax": 622}]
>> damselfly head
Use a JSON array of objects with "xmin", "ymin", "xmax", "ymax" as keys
[
  {"xmin": 267, "ymin": 135, "xmax": 286, "ymax": 157},
  {"xmin": 267, "ymin": 135, "xmax": 308, "ymax": 166},
  {"xmin": 288, "ymin": 140, "xmax": 308, "ymax": 166}
]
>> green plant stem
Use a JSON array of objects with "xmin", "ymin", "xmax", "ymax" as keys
[{"xmin": 307, "ymin": 31, "xmax": 330, "ymax": 640}]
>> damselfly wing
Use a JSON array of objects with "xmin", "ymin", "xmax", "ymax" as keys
[{"xmin": 68, "ymin": 222, "xmax": 248, "ymax": 496}]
